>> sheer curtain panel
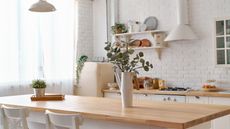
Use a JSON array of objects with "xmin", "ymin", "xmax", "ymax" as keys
[{"xmin": 0, "ymin": 0, "xmax": 76, "ymax": 95}]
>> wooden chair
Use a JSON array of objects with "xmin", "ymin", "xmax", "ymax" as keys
[
  {"xmin": 45, "ymin": 110, "xmax": 83, "ymax": 129},
  {"xmin": 0, "ymin": 105, "xmax": 29, "ymax": 129}
]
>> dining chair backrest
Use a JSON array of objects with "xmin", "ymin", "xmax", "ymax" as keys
[
  {"xmin": 0, "ymin": 105, "xmax": 29, "ymax": 129},
  {"xmin": 45, "ymin": 110, "xmax": 83, "ymax": 129}
]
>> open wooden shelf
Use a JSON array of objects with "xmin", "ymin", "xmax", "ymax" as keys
[
  {"xmin": 114, "ymin": 30, "xmax": 167, "ymax": 60},
  {"xmin": 120, "ymin": 46, "xmax": 166, "ymax": 60},
  {"xmin": 121, "ymin": 46, "xmax": 165, "ymax": 50},
  {"xmin": 114, "ymin": 30, "xmax": 165, "ymax": 37}
]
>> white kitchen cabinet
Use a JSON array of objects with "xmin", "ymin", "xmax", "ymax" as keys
[
  {"xmin": 209, "ymin": 97, "xmax": 230, "ymax": 129},
  {"xmin": 186, "ymin": 96, "xmax": 209, "ymax": 104},
  {"xmin": 152, "ymin": 95, "xmax": 186, "ymax": 103},
  {"xmin": 133, "ymin": 93, "xmax": 154, "ymax": 102},
  {"xmin": 104, "ymin": 92, "xmax": 121, "ymax": 99},
  {"xmin": 104, "ymin": 92, "xmax": 154, "ymax": 102},
  {"xmin": 104, "ymin": 92, "xmax": 186, "ymax": 103}
]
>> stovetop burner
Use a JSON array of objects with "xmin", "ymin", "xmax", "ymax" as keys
[{"xmin": 160, "ymin": 87, "xmax": 191, "ymax": 91}]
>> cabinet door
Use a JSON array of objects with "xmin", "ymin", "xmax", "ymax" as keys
[
  {"xmin": 152, "ymin": 95, "xmax": 186, "ymax": 103},
  {"xmin": 152, "ymin": 95, "xmax": 167, "ymax": 102},
  {"xmin": 209, "ymin": 97, "xmax": 230, "ymax": 129},
  {"xmin": 172, "ymin": 95, "xmax": 186, "ymax": 103},
  {"xmin": 186, "ymin": 96, "xmax": 209, "ymax": 104},
  {"xmin": 133, "ymin": 93, "xmax": 153, "ymax": 102},
  {"xmin": 138, "ymin": 94, "xmax": 152, "ymax": 100}
]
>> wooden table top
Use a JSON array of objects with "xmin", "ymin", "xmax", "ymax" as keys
[{"xmin": 0, "ymin": 95, "xmax": 229, "ymax": 129}]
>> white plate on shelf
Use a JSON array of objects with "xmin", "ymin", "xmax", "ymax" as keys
[{"xmin": 144, "ymin": 16, "xmax": 158, "ymax": 30}]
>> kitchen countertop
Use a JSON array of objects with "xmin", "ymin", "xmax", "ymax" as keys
[
  {"xmin": 103, "ymin": 89, "xmax": 230, "ymax": 98},
  {"xmin": 0, "ymin": 95, "xmax": 230, "ymax": 129}
]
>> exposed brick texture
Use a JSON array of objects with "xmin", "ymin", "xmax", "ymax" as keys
[
  {"xmin": 118, "ymin": 0, "xmax": 230, "ymax": 89},
  {"xmin": 77, "ymin": 0, "xmax": 94, "ymax": 60}
]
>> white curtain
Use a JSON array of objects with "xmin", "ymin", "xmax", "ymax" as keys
[{"xmin": 0, "ymin": 0, "xmax": 76, "ymax": 95}]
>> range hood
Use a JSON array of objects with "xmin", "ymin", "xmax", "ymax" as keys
[{"xmin": 164, "ymin": 0, "xmax": 197, "ymax": 42}]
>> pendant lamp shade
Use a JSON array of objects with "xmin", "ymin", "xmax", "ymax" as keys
[{"xmin": 29, "ymin": 0, "xmax": 56, "ymax": 12}]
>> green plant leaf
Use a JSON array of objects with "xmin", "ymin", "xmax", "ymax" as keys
[
  {"xmin": 150, "ymin": 64, "xmax": 153, "ymax": 68},
  {"xmin": 31, "ymin": 79, "xmax": 46, "ymax": 88},
  {"xmin": 117, "ymin": 53, "xmax": 123, "ymax": 58},
  {"xmin": 139, "ymin": 52, "xmax": 144, "ymax": 57},
  {"xmin": 107, "ymin": 53, "xmax": 112, "ymax": 58},
  {"xmin": 128, "ymin": 49, "xmax": 134, "ymax": 54},
  {"xmin": 104, "ymin": 46, "xmax": 110, "ymax": 51},
  {"xmin": 144, "ymin": 66, "xmax": 149, "ymax": 71},
  {"xmin": 146, "ymin": 61, "xmax": 150, "ymax": 66},
  {"xmin": 140, "ymin": 58, "xmax": 145, "ymax": 64}
]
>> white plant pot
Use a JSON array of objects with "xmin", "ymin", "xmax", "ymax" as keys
[
  {"xmin": 34, "ymin": 88, "xmax": 45, "ymax": 97},
  {"xmin": 120, "ymin": 72, "xmax": 133, "ymax": 108}
]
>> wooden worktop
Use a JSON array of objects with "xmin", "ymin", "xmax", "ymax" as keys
[
  {"xmin": 103, "ymin": 89, "xmax": 230, "ymax": 98},
  {"xmin": 0, "ymin": 95, "xmax": 230, "ymax": 129}
]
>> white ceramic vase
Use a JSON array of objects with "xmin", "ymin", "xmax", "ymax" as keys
[
  {"xmin": 120, "ymin": 72, "xmax": 133, "ymax": 108},
  {"xmin": 34, "ymin": 88, "xmax": 45, "ymax": 97}
]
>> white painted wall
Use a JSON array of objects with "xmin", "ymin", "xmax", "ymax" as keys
[
  {"xmin": 119, "ymin": 0, "xmax": 230, "ymax": 89},
  {"xmin": 77, "ymin": 0, "xmax": 94, "ymax": 59},
  {"xmin": 93, "ymin": 0, "xmax": 230, "ymax": 89},
  {"xmin": 93, "ymin": 0, "xmax": 107, "ymax": 57}
]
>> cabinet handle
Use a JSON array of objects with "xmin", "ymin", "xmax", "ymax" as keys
[
  {"xmin": 195, "ymin": 96, "xmax": 200, "ymax": 99},
  {"xmin": 167, "ymin": 97, "xmax": 171, "ymax": 101},
  {"xmin": 163, "ymin": 98, "xmax": 166, "ymax": 101},
  {"xmin": 117, "ymin": 92, "xmax": 121, "ymax": 95},
  {"xmin": 173, "ymin": 99, "xmax": 177, "ymax": 102},
  {"xmin": 143, "ymin": 94, "xmax": 148, "ymax": 97}
]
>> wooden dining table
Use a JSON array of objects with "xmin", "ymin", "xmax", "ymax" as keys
[{"xmin": 0, "ymin": 94, "xmax": 230, "ymax": 129}]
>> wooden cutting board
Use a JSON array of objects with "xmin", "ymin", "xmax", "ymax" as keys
[{"xmin": 31, "ymin": 94, "xmax": 65, "ymax": 101}]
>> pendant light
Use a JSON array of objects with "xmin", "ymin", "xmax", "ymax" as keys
[{"xmin": 29, "ymin": 0, "xmax": 56, "ymax": 12}]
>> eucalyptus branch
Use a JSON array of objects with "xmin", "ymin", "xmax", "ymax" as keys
[
  {"xmin": 133, "ymin": 66, "xmax": 143, "ymax": 70},
  {"xmin": 104, "ymin": 42, "xmax": 153, "ymax": 74}
]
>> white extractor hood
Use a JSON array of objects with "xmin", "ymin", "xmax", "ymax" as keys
[{"xmin": 164, "ymin": 0, "xmax": 197, "ymax": 42}]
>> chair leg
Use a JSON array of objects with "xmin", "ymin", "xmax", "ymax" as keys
[
  {"xmin": 45, "ymin": 114, "xmax": 51, "ymax": 129},
  {"xmin": 0, "ymin": 108, "xmax": 8, "ymax": 129}
]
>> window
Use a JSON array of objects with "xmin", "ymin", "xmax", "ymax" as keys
[
  {"xmin": 215, "ymin": 18, "xmax": 230, "ymax": 67},
  {"xmin": 0, "ymin": 0, "xmax": 76, "ymax": 92}
]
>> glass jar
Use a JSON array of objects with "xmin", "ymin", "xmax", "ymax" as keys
[{"xmin": 144, "ymin": 79, "xmax": 153, "ymax": 90}]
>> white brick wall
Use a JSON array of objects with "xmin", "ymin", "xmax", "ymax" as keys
[
  {"xmin": 77, "ymin": 0, "xmax": 94, "ymax": 59},
  {"xmin": 118, "ymin": 0, "xmax": 230, "ymax": 89}
]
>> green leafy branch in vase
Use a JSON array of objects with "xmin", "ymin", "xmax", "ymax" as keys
[{"xmin": 104, "ymin": 42, "xmax": 153, "ymax": 74}]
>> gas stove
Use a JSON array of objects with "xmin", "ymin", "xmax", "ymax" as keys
[{"xmin": 160, "ymin": 87, "xmax": 191, "ymax": 91}]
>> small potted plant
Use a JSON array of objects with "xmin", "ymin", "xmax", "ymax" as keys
[
  {"xmin": 31, "ymin": 79, "xmax": 47, "ymax": 97},
  {"xmin": 111, "ymin": 23, "xmax": 128, "ymax": 34}
]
